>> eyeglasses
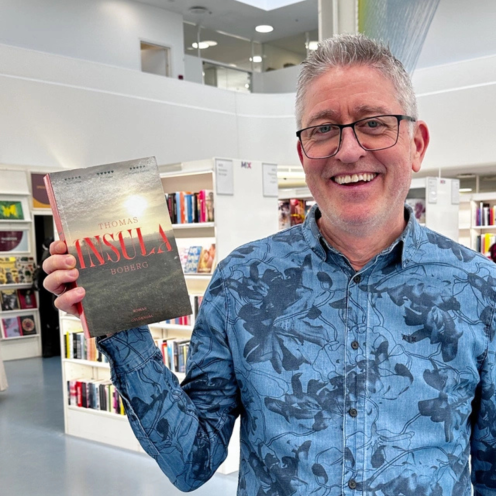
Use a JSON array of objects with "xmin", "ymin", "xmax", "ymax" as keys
[{"xmin": 296, "ymin": 114, "xmax": 416, "ymax": 159}]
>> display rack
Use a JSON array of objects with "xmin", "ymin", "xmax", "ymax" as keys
[
  {"xmin": 59, "ymin": 158, "xmax": 278, "ymax": 475},
  {"xmin": 0, "ymin": 170, "xmax": 41, "ymax": 360}
]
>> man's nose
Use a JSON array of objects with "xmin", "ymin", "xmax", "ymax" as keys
[{"xmin": 334, "ymin": 127, "xmax": 366, "ymax": 163}]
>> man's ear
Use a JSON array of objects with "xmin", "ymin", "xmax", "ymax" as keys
[{"xmin": 412, "ymin": 121, "xmax": 430, "ymax": 173}]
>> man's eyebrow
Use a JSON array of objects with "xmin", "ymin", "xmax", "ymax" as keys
[
  {"xmin": 305, "ymin": 109, "xmax": 340, "ymax": 127},
  {"xmin": 304, "ymin": 105, "xmax": 393, "ymax": 128},
  {"xmin": 354, "ymin": 104, "xmax": 391, "ymax": 116}
]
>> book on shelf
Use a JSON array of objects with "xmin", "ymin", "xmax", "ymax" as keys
[
  {"xmin": 1, "ymin": 317, "xmax": 22, "ymax": 338},
  {"xmin": 182, "ymin": 245, "xmax": 216, "ymax": 274},
  {"xmin": 153, "ymin": 337, "xmax": 190, "ymax": 373},
  {"xmin": 44, "ymin": 157, "xmax": 192, "ymax": 338},
  {"xmin": 161, "ymin": 295, "xmax": 203, "ymax": 327},
  {"xmin": 0, "ymin": 256, "xmax": 35, "ymax": 285},
  {"xmin": 0, "ymin": 288, "xmax": 20, "ymax": 311},
  {"xmin": 197, "ymin": 244, "xmax": 216, "ymax": 274},
  {"xmin": 183, "ymin": 246, "xmax": 203, "ymax": 273},
  {"xmin": 63, "ymin": 331, "xmax": 107, "ymax": 362},
  {"xmin": 165, "ymin": 189, "xmax": 214, "ymax": 225},
  {"xmin": 18, "ymin": 288, "xmax": 37, "ymax": 309},
  {"xmin": 19, "ymin": 315, "xmax": 37, "ymax": 336},
  {"xmin": 0, "ymin": 200, "xmax": 24, "ymax": 220},
  {"xmin": 67, "ymin": 378, "xmax": 125, "ymax": 415},
  {"xmin": 476, "ymin": 202, "xmax": 496, "ymax": 227},
  {"xmin": 290, "ymin": 199, "xmax": 306, "ymax": 226},
  {"xmin": 278, "ymin": 200, "xmax": 291, "ymax": 230}
]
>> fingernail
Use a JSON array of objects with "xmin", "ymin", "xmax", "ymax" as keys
[
  {"xmin": 68, "ymin": 269, "xmax": 78, "ymax": 277},
  {"xmin": 65, "ymin": 256, "xmax": 74, "ymax": 267},
  {"xmin": 75, "ymin": 287, "xmax": 85, "ymax": 295}
]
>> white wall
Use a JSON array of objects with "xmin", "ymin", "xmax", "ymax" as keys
[
  {"xmin": 0, "ymin": 0, "xmax": 185, "ymax": 77},
  {"xmin": 252, "ymin": 65, "xmax": 301, "ymax": 93},
  {"xmin": 0, "ymin": 43, "xmax": 299, "ymax": 171}
]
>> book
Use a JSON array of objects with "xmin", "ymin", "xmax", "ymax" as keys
[
  {"xmin": 18, "ymin": 288, "xmax": 37, "ymax": 309},
  {"xmin": 0, "ymin": 289, "xmax": 20, "ymax": 311},
  {"xmin": 15, "ymin": 257, "xmax": 35, "ymax": 284},
  {"xmin": 278, "ymin": 200, "xmax": 291, "ymax": 230},
  {"xmin": 44, "ymin": 156, "xmax": 192, "ymax": 338},
  {"xmin": 1, "ymin": 317, "xmax": 21, "ymax": 338},
  {"xmin": 19, "ymin": 315, "xmax": 37, "ymax": 336},
  {"xmin": 197, "ymin": 244, "xmax": 216, "ymax": 274},
  {"xmin": 0, "ymin": 201, "xmax": 24, "ymax": 220},
  {"xmin": 183, "ymin": 246, "xmax": 203, "ymax": 273},
  {"xmin": 405, "ymin": 198, "xmax": 426, "ymax": 224},
  {"xmin": 0, "ymin": 257, "xmax": 18, "ymax": 284},
  {"xmin": 290, "ymin": 199, "xmax": 306, "ymax": 226}
]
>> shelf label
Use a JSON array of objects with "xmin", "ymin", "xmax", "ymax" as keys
[
  {"xmin": 215, "ymin": 159, "xmax": 234, "ymax": 196},
  {"xmin": 427, "ymin": 177, "xmax": 437, "ymax": 204},
  {"xmin": 451, "ymin": 179, "xmax": 460, "ymax": 205},
  {"xmin": 262, "ymin": 163, "xmax": 278, "ymax": 198}
]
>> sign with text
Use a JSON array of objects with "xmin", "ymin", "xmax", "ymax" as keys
[
  {"xmin": 262, "ymin": 163, "xmax": 278, "ymax": 197},
  {"xmin": 215, "ymin": 159, "xmax": 234, "ymax": 196}
]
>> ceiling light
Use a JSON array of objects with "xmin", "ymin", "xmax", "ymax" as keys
[
  {"xmin": 251, "ymin": 55, "xmax": 262, "ymax": 63},
  {"xmin": 256, "ymin": 25, "xmax": 274, "ymax": 33},
  {"xmin": 459, "ymin": 188, "xmax": 472, "ymax": 192},
  {"xmin": 245, "ymin": 83, "xmax": 250, "ymax": 88},
  {"xmin": 308, "ymin": 41, "xmax": 319, "ymax": 50},
  {"xmin": 192, "ymin": 42, "xmax": 210, "ymax": 49},
  {"xmin": 204, "ymin": 40, "xmax": 218, "ymax": 47}
]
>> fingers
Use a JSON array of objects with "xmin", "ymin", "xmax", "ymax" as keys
[
  {"xmin": 53, "ymin": 286, "xmax": 85, "ymax": 317},
  {"xmin": 43, "ymin": 241, "xmax": 84, "ymax": 316}
]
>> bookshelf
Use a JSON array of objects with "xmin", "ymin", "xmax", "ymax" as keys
[
  {"xmin": 0, "ymin": 170, "xmax": 41, "ymax": 360},
  {"xmin": 59, "ymin": 158, "xmax": 278, "ymax": 475},
  {"xmin": 468, "ymin": 192, "xmax": 496, "ymax": 257}
]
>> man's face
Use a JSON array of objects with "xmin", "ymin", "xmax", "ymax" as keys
[{"xmin": 297, "ymin": 65, "xmax": 428, "ymax": 236}]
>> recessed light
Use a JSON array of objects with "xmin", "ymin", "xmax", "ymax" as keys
[
  {"xmin": 256, "ymin": 25, "xmax": 273, "ymax": 33},
  {"xmin": 204, "ymin": 40, "xmax": 218, "ymax": 47},
  {"xmin": 308, "ymin": 41, "xmax": 319, "ymax": 50},
  {"xmin": 251, "ymin": 55, "xmax": 262, "ymax": 63},
  {"xmin": 192, "ymin": 41, "xmax": 214, "ymax": 49}
]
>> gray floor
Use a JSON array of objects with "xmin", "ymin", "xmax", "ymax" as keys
[{"xmin": 0, "ymin": 357, "xmax": 238, "ymax": 496}]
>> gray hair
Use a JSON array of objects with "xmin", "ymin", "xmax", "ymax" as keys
[{"xmin": 295, "ymin": 34, "xmax": 418, "ymax": 129}]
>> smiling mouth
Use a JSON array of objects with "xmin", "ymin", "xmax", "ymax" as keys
[{"xmin": 333, "ymin": 173, "xmax": 377, "ymax": 185}]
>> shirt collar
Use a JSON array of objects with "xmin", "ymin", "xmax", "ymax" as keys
[{"xmin": 303, "ymin": 202, "xmax": 422, "ymax": 270}]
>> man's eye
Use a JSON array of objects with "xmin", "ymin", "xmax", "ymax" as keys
[
  {"xmin": 366, "ymin": 120, "xmax": 381, "ymax": 128},
  {"xmin": 316, "ymin": 125, "xmax": 331, "ymax": 134}
]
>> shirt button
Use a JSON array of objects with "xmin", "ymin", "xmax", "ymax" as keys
[
  {"xmin": 349, "ymin": 408, "xmax": 358, "ymax": 418},
  {"xmin": 348, "ymin": 479, "xmax": 357, "ymax": 490},
  {"xmin": 351, "ymin": 341, "xmax": 359, "ymax": 350},
  {"xmin": 353, "ymin": 275, "xmax": 361, "ymax": 284}
]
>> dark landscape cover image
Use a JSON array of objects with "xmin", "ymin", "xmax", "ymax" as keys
[{"xmin": 45, "ymin": 157, "xmax": 191, "ymax": 338}]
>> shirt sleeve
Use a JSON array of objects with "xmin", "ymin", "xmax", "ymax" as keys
[
  {"xmin": 471, "ymin": 316, "xmax": 496, "ymax": 495},
  {"xmin": 97, "ymin": 268, "xmax": 240, "ymax": 492}
]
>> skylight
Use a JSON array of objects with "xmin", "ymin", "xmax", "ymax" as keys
[{"xmin": 235, "ymin": 0, "xmax": 304, "ymax": 11}]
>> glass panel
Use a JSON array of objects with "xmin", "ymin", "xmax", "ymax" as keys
[
  {"xmin": 479, "ymin": 174, "xmax": 496, "ymax": 193},
  {"xmin": 203, "ymin": 62, "xmax": 251, "ymax": 93}
]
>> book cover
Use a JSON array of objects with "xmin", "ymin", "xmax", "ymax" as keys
[
  {"xmin": 44, "ymin": 157, "xmax": 192, "ymax": 338},
  {"xmin": 405, "ymin": 198, "xmax": 426, "ymax": 224},
  {"xmin": 0, "ymin": 289, "xmax": 20, "ymax": 311},
  {"xmin": 278, "ymin": 200, "xmax": 291, "ymax": 230},
  {"xmin": 18, "ymin": 288, "xmax": 37, "ymax": 309},
  {"xmin": 0, "ymin": 201, "xmax": 24, "ymax": 220},
  {"xmin": 19, "ymin": 315, "xmax": 37, "ymax": 336},
  {"xmin": 2, "ymin": 317, "xmax": 21, "ymax": 338},
  {"xmin": 0, "ymin": 257, "xmax": 19, "ymax": 284},
  {"xmin": 197, "ymin": 244, "xmax": 216, "ymax": 274},
  {"xmin": 290, "ymin": 199, "xmax": 306, "ymax": 226},
  {"xmin": 15, "ymin": 257, "xmax": 35, "ymax": 284},
  {"xmin": 183, "ymin": 246, "xmax": 203, "ymax": 274}
]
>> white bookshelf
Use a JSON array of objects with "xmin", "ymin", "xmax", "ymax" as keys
[
  {"xmin": 0, "ymin": 171, "xmax": 41, "ymax": 360},
  {"xmin": 59, "ymin": 158, "xmax": 278, "ymax": 475},
  {"xmin": 467, "ymin": 192, "xmax": 496, "ymax": 257}
]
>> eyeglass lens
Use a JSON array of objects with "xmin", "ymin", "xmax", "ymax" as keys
[{"xmin": 300, "ymin": 115, "xmax": 401, "ymax": 159}]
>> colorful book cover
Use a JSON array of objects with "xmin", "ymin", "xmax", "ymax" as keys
[
  {"xmin": 278, "ymin": 200, "xmax": 291, "ymax": 230},
  {"xmin": 19, "ymin": 315, "xmax": 37, "ymax": 336},
  {"xmin": 183, "ymin": 246, "xmax": 203, "ymax": 274},
  {"xmin": 0, "ymin": 289, "xmax": 20, "ymax": 311},
  {"xmin": 0, "ymin": 231, "xmax": 29, "ymax": 253},
  {"xmin": 0, "ymin": 257, "xmax": 19, "ymax": 284},
  {"xmin": 2, "ymin": 317, "xmax": 21, "ymax": 338},
  {"xmin": 18, "ymin": 288, "xmax": 37, "ymax": 309},
  {"xmin": 197, "ymin": 244, "xmax": 216, "ymax": 274},
  {"xmin": 290, "ymin": 199, "xmax": 306, "ymax": 226},
  {"xmin": 15, "ymin": 257, "xmax": 35, "ymax": 284},
  {"xmin": 44, "ymin": 157, "xmax": 192, "ymax": 338},
  {"xmin": 0, "ymin": 201, "xmax": 24, "ymax": 220}
]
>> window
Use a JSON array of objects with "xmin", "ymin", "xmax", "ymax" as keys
[{"xmin": 140, "ymin": 42, "xmax": 171, "ymax": 77}]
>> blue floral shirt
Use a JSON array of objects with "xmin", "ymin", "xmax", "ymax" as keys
[{"xmin": 98, "ymin": 205, "xmax": 496, "ymax": 495}]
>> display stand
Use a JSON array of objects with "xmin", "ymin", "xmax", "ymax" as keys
[
  {"xmin": 59, "ymin": 158, "xmax": 279, "ymax": 474},
  {"xmin": 0, "ymin": 170, "xmax": 41, "ymax": 361}
]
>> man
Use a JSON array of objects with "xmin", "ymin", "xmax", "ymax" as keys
[{"xmin": 44, "ymin": 35, "xmax": 496, "ymax": 495}]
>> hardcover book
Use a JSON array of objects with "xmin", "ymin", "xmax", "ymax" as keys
[
  {"xmin": 18, "ymin": 288, "xmax": 37, "ymax": 309},
  {"xmin": 1, "ymin": 317, "xmax": 21, "ymax": 338},
  {"xmin": 0, "ymin": 289, "xmax": 20, "ymax": 311},
  {"xmin": 44, "ymin": 157, "xmax": 192, "ymax": 338},
  {"xmin": 19, "ymin": 315, "xmax": 37, "ymax": 336}
]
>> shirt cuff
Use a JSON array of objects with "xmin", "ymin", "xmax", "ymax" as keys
[{"xmin": 96, "ymin": 326, "xmax": 158, "ymax": 374}]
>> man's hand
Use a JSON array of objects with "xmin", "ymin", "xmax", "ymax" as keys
[{"xmin": 42, "ymin": 240, "xmax": 85, "ymax": 317}]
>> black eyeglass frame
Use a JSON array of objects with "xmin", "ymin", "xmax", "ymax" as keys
[{"xmin": 296, "ymin": 114, "xmax": 416, "ymax": 159}]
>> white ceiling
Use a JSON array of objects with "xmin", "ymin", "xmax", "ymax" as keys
[{"xmin": 136, "ymin": 0, "xmax": 318, "ymax": 42}]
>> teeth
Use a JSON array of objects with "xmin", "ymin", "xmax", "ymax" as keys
[{"xmin": 334, "ymin": 173, "xmax": 376, "ymax": 185}]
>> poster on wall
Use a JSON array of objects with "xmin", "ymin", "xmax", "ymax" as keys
[
  {"xmin": 0, "ymin": 200, "xmax": 24, "ymax": 220},
  {"xmin": 31, "ymin": 173, "xmax": 50, "ymax": 209},
  {"xmin": 0, "ymin": 230, "xmax": 30, "ymax": 253}
]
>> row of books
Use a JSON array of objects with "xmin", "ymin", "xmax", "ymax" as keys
[
  {"xmin": 67, "ymin": 379, "xmax": 125, "ymax": 415},
  {"xmin": 154, "ymin": 337, "xmax": 190, "ymax": 374},
  {"xmin": 179, "ymin": 244, "xmax": 216, "ymax": 274},
  {"xmin": 1, "ymin": 315, "xmax": 37, "ymax": 338},
  {"xmin": 476, "ymin": 203, "xmax": 496, "ymax": 226},
  {"xmin": 0, "ymin": 256, "xmax": 35, "ymax": 285},
  {"xmin": 162, "ymin": 295, "xmax": 203, "ymax": 326},
  {"xmin": 63, "ymin": 331, "xmax": 107, "ymax": 362},
  {"xmin": 0, "ymin": 288, "xmax": 37, "ymax": 311},
  {"xmin": 278, "ymin": 199, "xmax": 307, "ymax": 230},
  {"xmin": 476, "ymin": 233, "xmax": 495, "ymax": 255},
  {"xmin": 165, "ymin": 190, "xmax": 214, "ymax": 225}
]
